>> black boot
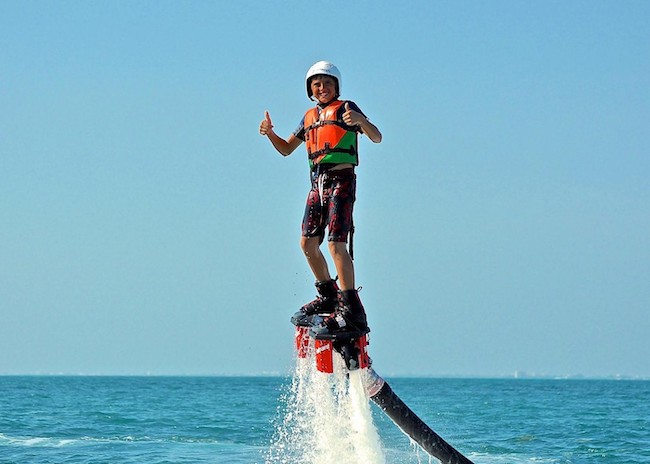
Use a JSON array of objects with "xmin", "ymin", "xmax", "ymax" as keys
[
  {"xmin": 290, "ymin": 280, "xmax": 339, "ymax": 326},
  {"xmin": 310, "ymin": 289, "xmax": 369, "ymax": 339},
  {"xmin": 341, "ymin": 289, "xmax": 368, "ymax": 330}
]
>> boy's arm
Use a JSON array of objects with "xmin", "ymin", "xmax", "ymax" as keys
[
  {"xmin": 343, "ymin": 103, "xmax": 382, "ymax": 143},
  {"xmin": 267, "ymin": 131, "xmax": 302, "ymax": 157},
  {"xmin": 259, "ymin": 111, "xmax": 302, "ymax": 156},
  {"xmin": 358, "ymin": 118, "xmax": 382, "ymax": 143}
]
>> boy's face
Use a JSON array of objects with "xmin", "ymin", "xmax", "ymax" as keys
[{"xmin": 310, "ymin": 75, "xmax": 338, "ymax": 104}]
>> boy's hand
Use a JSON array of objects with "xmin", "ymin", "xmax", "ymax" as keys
[
  {"xmin": 259, "ymin": 111, "xmax": 274, "ymax": 136},
  {"xmin": 342, "ymin": 102, "xmax": 364, "ymax": 127}
]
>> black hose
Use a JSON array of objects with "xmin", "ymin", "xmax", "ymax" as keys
[{"xmin": 370, "ymin": 381, "xmax": 474, "ymax": 464}]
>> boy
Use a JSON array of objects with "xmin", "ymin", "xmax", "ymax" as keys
[{"xmin": 259, "ymin": 61, "xmax": 382, "ymax": 337}]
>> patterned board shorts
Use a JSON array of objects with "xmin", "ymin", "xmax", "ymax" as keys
[{"xmin": 301, "ymin": 168, "xmax": 356, "ymax": 243}]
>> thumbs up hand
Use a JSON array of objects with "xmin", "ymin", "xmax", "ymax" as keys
[
  {"xmin": 342, "ymin": 102, "xmax": 364, "ymax": 128},
  {"xmin": 259, "ymin": 111, "xmax": 274, "ymax": 136}
]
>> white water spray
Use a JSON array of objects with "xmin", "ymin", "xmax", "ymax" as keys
[
  {"xmin": 348, "ymin": 369, "xmax": 386, "ymax": 463},
  {"xmin": 266, "ymin": 339, "xmax": 386, "ymax": 464}
]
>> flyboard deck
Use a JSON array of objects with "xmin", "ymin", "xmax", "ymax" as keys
[{"xmin": 293, "ymin": 317, "xmax": 475, "ymax": 464}]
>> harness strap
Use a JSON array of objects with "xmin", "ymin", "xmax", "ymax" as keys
[
  {"xmin": 308, "ymin": 145, "xmax": 356, "ymax": 160},
  {"xmin": 304, "ymin": 118, "xmax": 349, "ymax": 133},
  {"xmin": 349, "ymin": 219, "xmax": 355, "ymax": 260}
]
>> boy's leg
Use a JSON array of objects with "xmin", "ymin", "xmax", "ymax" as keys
[
  {"xmin": 328, "ymin": 241, "xmax": 354, "ymax": 290},
  {"xmin": 292, "ymin": 237, "xmax": 338, "ymax": 324},
  {"xmin": 325, "ymin": 170, "xmax": 356, "ymax": 290},
  {"xmin": 296, "ymin": 180, "xmax": 341, "ymax": 321},
  {"xmin": 311, "ymin": 171, "xmax": 369, "ymax": 336},
  {"xmin": 300, "ymin": 236, "xmax": 331, "ymax": 282},
  {"xmin": 301, "ymin": 174, "xmax": 331, "ymax": 282}
]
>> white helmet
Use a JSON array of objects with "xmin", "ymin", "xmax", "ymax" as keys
[{"xmin": 305, "ymin": 61, "xmax": 342, "ymax": 100}]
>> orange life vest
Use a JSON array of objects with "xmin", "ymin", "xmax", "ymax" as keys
[{"xmin": 303, "ymin": 100, "xmax": 358, "ymax": 168}]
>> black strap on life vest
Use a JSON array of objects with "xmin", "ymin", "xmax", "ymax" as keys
[
  {"xmin": 304, "ymin": 118, "xmax": 348, "ymax": 133},
  {"xmin": 308, "ymin": 144, "xmax": 356, "ymax": 160}
]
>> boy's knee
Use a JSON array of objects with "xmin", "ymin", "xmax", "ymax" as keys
[
  {"xmin": 301, "ymin": 236, "xmax": 321, "ymax": 253},
  {"xmin": 328, "ymin": 241, "xmax": 349, "ymax": 257}
]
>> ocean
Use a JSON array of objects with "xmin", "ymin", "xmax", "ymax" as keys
[{"xmin": 1, "ymin": 369, "xmax": 649, "ymax": 463}]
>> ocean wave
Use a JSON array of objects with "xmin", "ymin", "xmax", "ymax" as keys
[
  {"xmin": 0, "ymin": 433, "xmax": 76, "ymax": 448},
  {"xmin": 0, "ymin": 433, "xmax": 228, "ymax": 448}
]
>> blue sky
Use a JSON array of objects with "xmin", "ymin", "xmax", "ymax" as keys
[{"xmin": 1, "ymin": 1, "xmax": 648, "ymax": 377}]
